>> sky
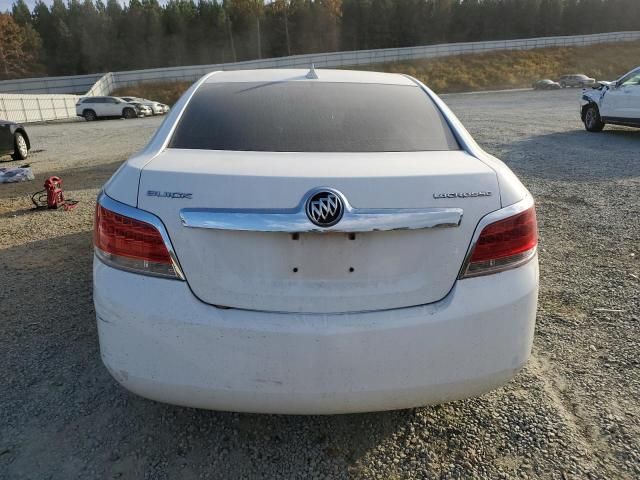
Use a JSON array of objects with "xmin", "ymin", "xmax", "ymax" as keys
[
  {"xmin": 1, "ymin": 0, "xmax": 26, "ymax": 10},
  {"xmin": 2, "ymin": 0, "xmax": 54, "ymax": 11},
  {"xmin": 2, "ymin": 0, "xmax": 50, "ymax": 10}
]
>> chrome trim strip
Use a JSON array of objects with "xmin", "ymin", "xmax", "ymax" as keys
[
  {"xmin": 97, "ymin": 191, "xmax": 186, "ymax": 280},
  {"xmin": 180, "ymin": 188, "xmax": 463, "ymax": 233},
  {"xmin": 458, "ymin": 194, "xmax": 536, "ymax": 279}
]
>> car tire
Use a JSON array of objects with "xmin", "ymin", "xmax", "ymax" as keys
[
  {"xmin": 11, "ymin": 132, "xmax": 29, "ymax": 160},
  {"xmin": 123, "ymin": 108, "xmax": 136, "ymax": 119},
  {"xmin": 560, "ymin": 82, "xmax": 566, "ymax": 88},
  {"xmin": 584, "ymin": 105, "xmax": 605, "ymax": 132},
  {"xmin": 83, "ymin": 109, "xmax": 97, "ymax": 121}
]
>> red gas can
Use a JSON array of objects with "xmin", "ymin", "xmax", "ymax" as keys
[{"xmin": 44, "ymin": 176, "xmax": 65, "ymax": 209}]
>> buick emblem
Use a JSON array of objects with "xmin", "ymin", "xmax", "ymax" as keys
[{"xmin": 305, "ymin": 190, "xmax": 344, "ymax": 227}]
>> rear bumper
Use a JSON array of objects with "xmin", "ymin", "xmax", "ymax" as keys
[{"xmin": 94, "ymin": 256, "xmax": 538, "ymax": 414}]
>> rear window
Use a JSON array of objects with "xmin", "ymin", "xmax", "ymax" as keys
[{"xmin": 169, "ymin": 82, "xmax": 459, "ymax": 152}]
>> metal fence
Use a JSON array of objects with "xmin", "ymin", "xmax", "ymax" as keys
[
  {"xmin": 86, "ymin": 72, "xmax": 117, "ymax": 97},
  {"xmin": 1, "ymin": 30, "xmax": 638, "ymax": 123},
  {"xmin": 0, "ymin": 94, "xmax": 78, "ymax": 123},
  {"xmin": 110, "ymin": 31, "xmax": 640, "ymax": 89}
]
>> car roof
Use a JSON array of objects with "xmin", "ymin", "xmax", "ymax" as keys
[{"xmin": 204, "ymin": 69, "xmax": 416, "ymax": 86}]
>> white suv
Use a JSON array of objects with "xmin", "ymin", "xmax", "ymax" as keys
[
  {"xmin": 93, "ymin": 69, "xmax": 539, "ymax": 414},
  {"xmin": 75, "ymin": 96, "xmax": 140, "ymax": 121},
  {"xmin": 580, "ymin": 67, "xmax": 640, "ymax": 132}
]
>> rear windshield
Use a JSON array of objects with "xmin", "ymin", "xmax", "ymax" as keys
[{"xmin": 169, "ymin": 82, "xmax": 460, "ymax": 152}]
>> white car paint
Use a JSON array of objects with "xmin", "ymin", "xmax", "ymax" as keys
[
  {"xmin": 75, "ymin": 96, "xmax": 139, "ymax": 119},
  {"xmin": 138, "ymin": 150, "xmax": 499, "ymax": 313},
  {"xmin": 580, "ymin": 66, "xmax": 640, "ymax": 129},
  {"xmin": 94, "ymin": 69, "xmax": 538, "ymax": 414},
  {"xmin": 95, "ymin": 256, "xmax": 537, "ymax": 414},
  {"xmin": 128, "ymin": 102, "xmax": 152, "ymax": 116},
  {"xmin": 120, "ymin": 97, "xmax": 169, "ymax": 115}
]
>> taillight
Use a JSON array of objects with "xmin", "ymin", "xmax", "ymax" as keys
[
  {"xmin": 460, "ymin": 205, "xmax": 537, "ymax": 278},
  {"xmin": 94, "ymin": 202, "xmax": 182, "ymax": 279}
]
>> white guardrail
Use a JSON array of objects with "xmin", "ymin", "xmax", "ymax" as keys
[
  {"xmin": 1, "ymin": 31, "xmax": 639, "ymax": 123},
  {"xmin": 0, "ymin": 94, "xmax": 78, "ymax": 123}
]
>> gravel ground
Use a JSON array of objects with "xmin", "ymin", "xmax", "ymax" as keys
[{"xmin": 1, "ymin": 90, "xmax": 638, "ymax": 479}]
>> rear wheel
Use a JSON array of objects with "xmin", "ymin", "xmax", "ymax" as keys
[
  {"xmin": 584, "ymin": 105, "xmax": 605, "ymax": 132},
  {"xmin": 560, "ymin": 82, "xmax": 566, "ymax": 88},
  {"xmin": 83, "ymin": 109, "xmax": 97, "ymax": 121},
  {"xmin": 12, "ymin": 132, "xmax": 28, "ymax": 160},
  {"xmin": 123, "ymin": 108, "xmax": 136, "ymax": 119}
]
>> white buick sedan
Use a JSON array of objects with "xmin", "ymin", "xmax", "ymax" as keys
[{"xmin": 94, "ymin": 69, "xmax": 538, "ymax": 414}]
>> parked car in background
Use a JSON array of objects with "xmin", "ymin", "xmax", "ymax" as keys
[
  {"xmin": 119, "ymin": 97, "xmax": 169, "ymax": 115},
  {"xmin": 559, "ymin": 74, "xmax": 595, "ymax": 88},
  {"xmin": 76, "ymin": 96, "xmax": 142, "ymax": 121},
  {"xmin": 580, "ymin": 66, "xmax": 640, "ymax": 132},
  {"xmin": 0, "ymin": 119, "xmax": 30, "ymax": 160},
  {"xmin": 532, "ymin": 79, "xmax": 561, "ymax": 90},
  {"xmin": 94, "ymin": 68, "xmax": 539, "ymax": 414},
  {"xmin": 127, "ymin": 102, "xmax": 153, "ymax": 117}
]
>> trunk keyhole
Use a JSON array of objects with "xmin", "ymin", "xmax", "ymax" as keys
[
  {"xmin": 349, "ymin": 267, "xmax": 355, "ymax": 273},
  {"xmin": 293, "ymin": 267, "xmax": 299, "ymax": 273}
]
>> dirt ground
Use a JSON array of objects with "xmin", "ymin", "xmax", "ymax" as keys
[{"xmin": 1, "ymin": 89, "xmax": 638, "ymax": 479}]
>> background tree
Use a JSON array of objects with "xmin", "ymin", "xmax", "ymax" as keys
[
  {"xmin": 0, "ymin": 13, "xmax": 43, "ymax": 79},
  {"xmin": 2, "ymin": 0, "xmax": 640, "ymax": 79}
]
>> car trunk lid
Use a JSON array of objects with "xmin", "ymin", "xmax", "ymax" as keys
[{"xmin": 137, "ymin": 149, "xmax": 500, "ymax": 313}]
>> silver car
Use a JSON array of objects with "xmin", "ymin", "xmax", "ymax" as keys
[
  {"xmin": 128, "ymin": 102, "xmax": 153, "ymax": 117},
  {"xmin": 120, "ymin": 97, "xmax": 169, "ymax": 115},
  {"xmin": 533, "ymin": 79, "xmax": 561, "ymax": 90},
  {"xmin": 559, "ymin": 74, "xmax": 595, "ymax": 88}
]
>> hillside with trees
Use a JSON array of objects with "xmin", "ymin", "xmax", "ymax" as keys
[{"xmin": 1, "ymin": 0, "xmax": 640, "ymax": 80}]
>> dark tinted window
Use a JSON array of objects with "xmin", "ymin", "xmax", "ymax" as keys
[
  {"xmin": 621, "ymin": 71, "xmax": 640, "ymax": 86},
  {"xmin": 169, "ymin": 82, "xmax": 459, "ymax": 152}
]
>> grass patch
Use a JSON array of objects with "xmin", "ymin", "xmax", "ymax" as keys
[
  {"xmin": 111, "ymin": 81, "xmax": 192, "ymax": 106},
  {"xmin": 110, "ymin": 41, "xmax": 640, "ymax": 102},
  {"xmin": 369, "ymin": 41, "xmax": 640, "ymax": 93}
]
